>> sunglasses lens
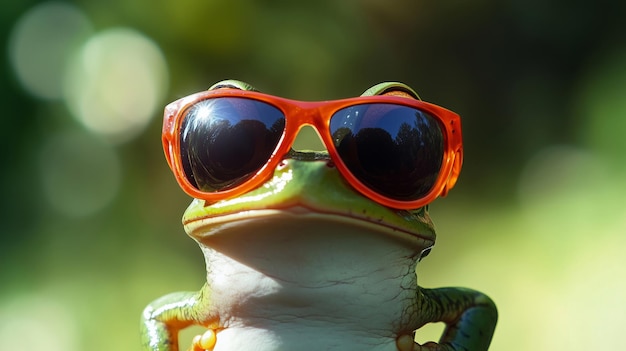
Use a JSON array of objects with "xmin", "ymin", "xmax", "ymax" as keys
[
  {"xmin": 330, "ymin": 103, "xmax": 444, "ymax": 201},
  {"xmin": 179, "ymin": 97, "xmax": 285, "ymax": 192}
]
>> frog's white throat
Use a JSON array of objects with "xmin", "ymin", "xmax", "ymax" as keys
[{"xmin": 191, "ymin": 210, "xmax": 428, "ymax": 351}]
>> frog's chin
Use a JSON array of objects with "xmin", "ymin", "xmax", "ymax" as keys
[{"xmin": 184, "ymin": 205, "xmax": 434, "ymax": 250}]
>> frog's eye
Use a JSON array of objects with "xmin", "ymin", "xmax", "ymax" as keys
[{"xmin": 419, "ymin": 247, "xmax": 432, "ymax": 261}]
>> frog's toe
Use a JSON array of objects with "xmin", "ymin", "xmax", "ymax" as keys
[
  {"xmin": 188, "ymin": 335, "xmax": 203, "ymax": 351},
  {"xmin": 396, "ymin": 334, "xmax": 419, "ymax": 351},
  {"xmin": 188, "ymin": 329, "xmax": 216, "ymax": 351},
  {"xmin": 397, "ymin": 335, "xmax": 449, "ymax": 351}
]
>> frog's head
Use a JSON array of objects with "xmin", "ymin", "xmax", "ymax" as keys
[{"xmin": 162, "ymin": 80, "xmax": 463, "ymax": 258}]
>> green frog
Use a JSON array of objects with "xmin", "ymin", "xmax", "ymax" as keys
[{"xmin": 141, "ymin": 80, "xmax": 497, "ymax": 351}]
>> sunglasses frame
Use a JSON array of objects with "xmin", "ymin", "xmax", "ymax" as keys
[{"xmin": 162, "ymin": 88, "xmax": 463, "ymax": 210}]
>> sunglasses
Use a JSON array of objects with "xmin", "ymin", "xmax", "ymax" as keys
[{"xmin": 162, "ymin": 87, "xmax": 463, "ymax": 210}]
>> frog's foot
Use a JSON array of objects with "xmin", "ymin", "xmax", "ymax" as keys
[
  {"xmin": 188, "ymin": 329, "xmax": 217, "ymax": 351},
  {"xmin": 397, "ymin": 335, "xmax": 454, "ymax": 351},
  {"xmin": 397, "ymin": 334, "xmax": 420, "ymax": 351}
]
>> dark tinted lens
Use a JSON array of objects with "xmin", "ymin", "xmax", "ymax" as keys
[
  {"xmin": 180, "ymin": 97, "xmax": 285, "ymax": 192},
  {"xmin": 330, "ymin": 103, "xmax": 444, "ymax": 201}
]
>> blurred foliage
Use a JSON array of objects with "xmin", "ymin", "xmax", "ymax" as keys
[{"xmin": 1, "ymin": 0, "xmax": 625, "ymax": 350}]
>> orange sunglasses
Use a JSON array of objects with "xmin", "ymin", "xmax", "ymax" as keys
[{"xmin": 162, "ymin": 85, "xmax": 463, "ymax": 210}]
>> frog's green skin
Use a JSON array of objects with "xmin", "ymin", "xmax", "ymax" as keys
[{"xmin": 141, "ymin": 81, "xmax": 497, "ymax": 351}]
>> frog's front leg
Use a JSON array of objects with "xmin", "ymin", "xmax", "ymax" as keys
[
  {"xmin": 141, "ymin": 285, "xmax": 216, "ymax": 351},
  {"xmin": 398, "ymin": 287, "xmax": 497, "ymax": 351}
]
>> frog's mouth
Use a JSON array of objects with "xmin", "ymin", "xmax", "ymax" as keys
[{"xmin": 184, "ymin": 204, "xmax": 435, "ymax": 251}]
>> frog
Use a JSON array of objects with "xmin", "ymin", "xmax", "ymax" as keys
[{"xmin": 141, "ymin": 80, "xmax": 497, "ymax": 351}]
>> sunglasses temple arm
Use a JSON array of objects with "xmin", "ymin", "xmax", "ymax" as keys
[{"xmin": 441, "ymin": 149, "xmax": 463, "ymax": 197}]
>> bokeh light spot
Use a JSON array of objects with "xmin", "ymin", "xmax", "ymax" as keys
[
  {"xmin": 517, "ymin": 145, "xmax": 611, "ymax": 236},
  {"xmin": 518, "ymin": 145, "xmax": 602, "ymax": 203},
  {"xmin": 7, "ymin": 2, "xmax": 93, "ymax": 100},
  {"xmin": 64, "ymin": 28, "xmax": 169, "ymax": 143},
  {"xmin": 0, "ymin": 294, "xmax": 79, "ymax": 351},
  {"xmin": 576, "ymin": 47, "xmax": 626, "ymax": 165},
  {"xmin": 39, "ymin": 130, "xmax": 120, "ymax": 217}
]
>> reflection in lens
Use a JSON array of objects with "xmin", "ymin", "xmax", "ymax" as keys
[
  {"xmin": 180, "ymin": 98, "xmax": 285, "ymax": 192},
  {"xmin": 330, "ymin": 104, "xmax": 443, "ymax": 201}
]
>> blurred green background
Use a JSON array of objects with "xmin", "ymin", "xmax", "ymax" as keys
[{"xmin": 1, "ymin": 1, "xmax": 625, "ymax": 350}]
